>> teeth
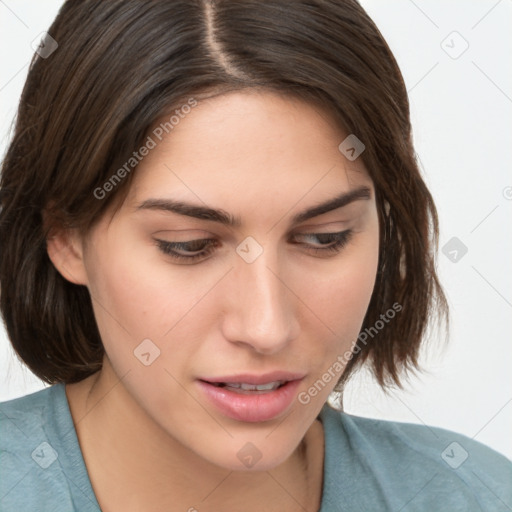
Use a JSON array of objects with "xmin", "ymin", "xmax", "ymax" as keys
[{"xmin": 223, "ymin": 381, "xmax": 283, "ymax": 391}]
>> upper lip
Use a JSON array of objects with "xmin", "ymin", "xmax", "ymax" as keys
[{"xmin": 199, "ymin": 371, "xmax": 306, "ymax": 385}]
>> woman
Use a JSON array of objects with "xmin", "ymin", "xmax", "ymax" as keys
[{"xmin": 0, "ymin": 1, "xmax": 510, "ymax": 511}]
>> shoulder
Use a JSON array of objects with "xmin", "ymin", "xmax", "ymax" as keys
[
  {"xmin": 0, "ymin": 385, "xmax": 56, "ymax": 465},
  {"xmin": 0, "ymin": 384, "xmax": 99, "ymax": 511},
  {"xmin": 319, "ymin": 405, "xmax": 512, "ymax": 512},
  {"xmin": 0, "ymin": 384, "xmax": 62, "ymax": 458}
]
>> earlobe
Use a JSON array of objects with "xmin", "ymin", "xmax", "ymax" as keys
[{"xmin": 46, "ymin": 227, "xmax": 89, "ymax": 286}]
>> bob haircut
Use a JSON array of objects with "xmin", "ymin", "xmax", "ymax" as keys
[{"xmin": 0, "ymin": 0, "xmax": 448, "ymax": 392}]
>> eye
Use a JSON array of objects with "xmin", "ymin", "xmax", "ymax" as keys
[
  {"xmin": 291, "ymin": 229, "xmax": 353, "ymax": 256},
  {"xmin": 155, "ymin": 238, "xmax": 218, "ymax": 263},
  {"xmin": 155, "ymin": 229, "xmax": 354, "ymax": 263}
]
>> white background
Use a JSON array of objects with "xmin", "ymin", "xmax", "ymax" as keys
[{"xmin": 1, "ymin": 1, "xmax": 511, "ymax": 459}]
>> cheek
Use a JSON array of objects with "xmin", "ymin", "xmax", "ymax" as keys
[
  {"xmin": 83, "ymin": 235, "xmax": 198, "ymax": 357},
  {"xmin": 294, "ymin": 236, "xmax": 379, "ymax": 345},
  {"xmin": 290, "ymin": 234, "xmax": 379, "ymax": 406},
  {"xmin": 83, "ymin": 232, "xmax": 227, "ymax": 383}
]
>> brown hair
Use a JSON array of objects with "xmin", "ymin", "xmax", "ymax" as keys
[{"xmin": 0, "ymin": 0, "xmax": 448, "ymax": 390}]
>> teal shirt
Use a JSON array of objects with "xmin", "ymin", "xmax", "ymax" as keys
[{"xmin": 1, "ymin": 383, "xmax": 511, "ymax": 511}]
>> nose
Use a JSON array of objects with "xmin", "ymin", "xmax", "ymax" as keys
[{"xmin": 221, "ymin": 250, "xmax": 300, "ymax": 355}]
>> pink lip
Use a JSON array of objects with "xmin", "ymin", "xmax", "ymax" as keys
[
  {"xmin": 201, "ymin": 371, "xmax": 306, "ymax": 385},
  {"xmin": 197, "ymin": 373, "xmax": 305, "ymax": 423}
]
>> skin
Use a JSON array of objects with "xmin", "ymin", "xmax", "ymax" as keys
[{"xmin": 48, "ymin": 90, "xmax": 380, "ymax": 512}]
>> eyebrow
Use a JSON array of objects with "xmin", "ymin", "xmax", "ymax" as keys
[{"xmin": 134, "ymin": 185, "xmax": 372, "ymax": 226}]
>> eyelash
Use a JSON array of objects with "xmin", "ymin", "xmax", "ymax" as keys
[{"xmin": 155, "ymin": 229, "xmax": 354, "ymax": 263}]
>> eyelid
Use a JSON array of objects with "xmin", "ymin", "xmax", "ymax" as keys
[
  {"xmin": 155, "ymin": 238, "xmax": 218, "ymax": 264},
  {"xmin": 154, "ymin": 228, "xmax": 355, "ymax": 263},
  {"xmin": 292, "ymin": 219, "xmax": 352, "ymax": 232},
  {"xmin": 153, "ymin": 228, "xmax": 216, "ymax": 238},
  {"xmin": 292, "ymin": 229, "xmax": 352, "ymax": 242}
]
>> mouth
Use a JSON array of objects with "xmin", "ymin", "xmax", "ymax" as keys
[
  {"xmin": 204, "ymin": 380, "xmax": 287, "ymax": 394},
  {"xmin": 196, "ymin": 373, "xmax": 305, "ymax": 423}
]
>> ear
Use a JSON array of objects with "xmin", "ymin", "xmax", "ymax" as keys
[{"xmin": 46, "ymin": 224, "xmax": 89, "ymax": 286}]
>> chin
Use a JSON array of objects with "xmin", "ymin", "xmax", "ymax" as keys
[{"xmin": 193, "ymin": 435, "xmax": 301, "ymax": 473}]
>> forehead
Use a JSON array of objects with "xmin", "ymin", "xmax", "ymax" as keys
[{"xmin": 125, "ymin": 90, "xmax": 373, "ymax": 212}]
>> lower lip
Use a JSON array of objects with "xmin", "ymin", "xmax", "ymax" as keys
[{"xmin": 197, "ymin": 379, "xmax": 302, "ymax": 423}]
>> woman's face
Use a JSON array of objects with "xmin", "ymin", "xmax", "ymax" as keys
[{"xmin": 72, "ymin": 90, "xmax": 379, "ymax": 470}]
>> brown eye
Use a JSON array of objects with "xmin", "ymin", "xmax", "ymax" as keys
[
  {"xmin": 155, "ymin": 238, "xmax": 218, "ymax": 263},
  {"xmin": 291, "ymin": 230, "xmax": 353, "ymax": 255}
]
